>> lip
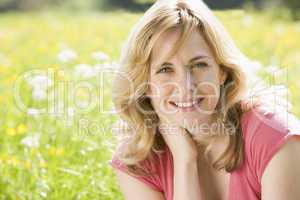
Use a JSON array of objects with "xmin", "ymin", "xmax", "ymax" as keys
[{"xmin": 168, "ymin": 97, "xmax": 204, "ymax": 112}]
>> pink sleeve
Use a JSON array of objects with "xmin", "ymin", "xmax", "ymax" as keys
[
  {"xmin": 246, "ymin": 108, "xmax": 300, "ymax": 183},
  {"xmin": 109, "ymin": 154, "xmax": 163, "ymax": 192}
]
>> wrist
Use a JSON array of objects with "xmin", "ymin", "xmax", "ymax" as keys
[
  {"xmin": 173, "ymin": 154, "xmax": 198, "ymax": 166},
  {"xmin": 173, "ymin": 157, "xmax": 198, "ymax": 176}
]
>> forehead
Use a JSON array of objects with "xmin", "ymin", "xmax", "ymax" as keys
[{"xmin": 150, "ymin": 27, "xmax": 213, "ymax": 67}]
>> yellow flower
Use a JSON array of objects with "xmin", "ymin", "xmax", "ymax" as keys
[
  {"xmin": 40, "ymin": 160, "xmax": 47, "ymax": 168},
  {"xmin": 4, "ymin": 75, "xmax": 17, "ymax": 85},
  {"xmin": 6, "ymin": 127, "xmax": 17, "ymax": 136},
  {"xmin": 57, "ymin": 148, "xmax": 65, "ymax": 156},
  {"xmin": 0, "ymin": 155, "xmax": 7, "ymax": 162},
  {"xmin": 24, "ymin": 160, "xmax": 32, "ymax": 170},
  {"xmin": 17, "ymin": 124, "xmax": 27, "ymax": 135},
  {"xmin": 30, "ymin": 148, "xmax": 39, "ymax": 155},
  {"xmin": 48, "ymin": 147, "xmax": 65, "ymax": 156},
  {"xmin": 6, "ymin": 156, "xmax": 20, "ymax": 166},
  {"xmin": 54, "ymin": 68, "xmax": 67, "ymax": 81},
  {"xmin": 0, "ymin": 66, "xmax": 7, "ymax": 73}
]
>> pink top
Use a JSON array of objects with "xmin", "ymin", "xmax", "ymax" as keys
[{"xmin": 110, "ymin": 106, "xmax": 300, "ymax": 200}]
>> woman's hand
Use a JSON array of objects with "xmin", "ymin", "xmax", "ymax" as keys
[
  {"xmin": 158, "ymin": 118, "xmax": 199, "ymax": 164},
  {"xmin": 158, "ymin": 117, "xmax": 203, "ymax": 200}
]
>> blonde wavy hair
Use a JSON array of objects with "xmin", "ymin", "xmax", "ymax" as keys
[{"xmin": 112, "ymin": 0, "xmax": 257, "ymax": 174}]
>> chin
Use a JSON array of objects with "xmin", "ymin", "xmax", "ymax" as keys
[{"xmin": 174, "ymin": 111, "xmax": 215, "ymax": 132}]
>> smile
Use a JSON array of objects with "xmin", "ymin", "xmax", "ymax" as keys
[{"xmin": 168, "ymin": 97, "xmax": 204, "ymax": 111}]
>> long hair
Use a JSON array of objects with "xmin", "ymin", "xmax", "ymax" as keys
[{"xmin": 111, "ymin": 0, "xmax": 258, "ymax": 174}]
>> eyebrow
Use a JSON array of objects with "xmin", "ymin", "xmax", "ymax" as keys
[{"xmin": 154, "ymin": 55, "xmax": 209, "ymax": 69}]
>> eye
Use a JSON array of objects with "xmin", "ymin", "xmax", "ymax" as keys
[
  {"xmin": 156, "ymin": 66, "xmax": 173, "ymax": 74},
  {"xmin": 192, "ymin": 62, "xmax": 208, "ymax": 68}
]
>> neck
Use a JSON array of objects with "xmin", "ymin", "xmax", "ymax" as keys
[{"xmin": 195, "ymin": 133, "xmax": 230, "ymax": 165}]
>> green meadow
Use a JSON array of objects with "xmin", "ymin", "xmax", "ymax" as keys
[{"xmin": 0, "ymin": 9, "xmax": 299, "ymax": 199}]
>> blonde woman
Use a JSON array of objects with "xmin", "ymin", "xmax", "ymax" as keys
[{"xmin": 110, "ymin": 0, "xmax": 300, "ymax": 199}]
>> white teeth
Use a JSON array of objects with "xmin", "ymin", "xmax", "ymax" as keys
[{"xmin": 174, "ymin": 100, "xmax": 199, "ymax": 108}]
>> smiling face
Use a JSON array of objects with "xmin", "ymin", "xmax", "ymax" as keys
[{"xmin": 146, "ymin": 27, "xmax": 227, "ymax": 134}]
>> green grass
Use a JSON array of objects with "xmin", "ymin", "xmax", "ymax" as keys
[{"xmin": 0, "ymin": 9, "xmax": 299, "ymax": 200}]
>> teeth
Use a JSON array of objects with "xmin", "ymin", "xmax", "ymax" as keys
[{"xmin": 174, "ymin": 99, "xmax": 199, "ymax": 108}]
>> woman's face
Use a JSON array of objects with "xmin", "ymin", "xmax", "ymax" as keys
[{"xmin": 147, "ymin": 27, "xmax": 227, "ymax": 133}]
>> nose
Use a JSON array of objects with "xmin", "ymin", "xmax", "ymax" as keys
[{"xmin": 176, "ymin": 69, "xmax": 196, "ymax": 100}]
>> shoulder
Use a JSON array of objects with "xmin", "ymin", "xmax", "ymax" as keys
[
  {"xmin": 111, "ymin": 148, "xmax": 166, "ymax": 200},
  {"xmin": 110, "ymin": 145, "xmax": 172, "ymax": 192},
  {"xmin": 110, "ymin": 119, "xmax": 173, "ymax": 192},
  {"xmin": 240, "ymin": 104, "xmax": 300, "ymax": 182},
  {"xmin": 260, "ymin": 134, "xmax": 300, "ymax": 199},
  {"xmin": 240, "ymin": 104, "xmax": 300, "ymax": 147}
]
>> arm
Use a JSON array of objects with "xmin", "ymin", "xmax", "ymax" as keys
[
  {"xmin": 114, "ymin": 148, "xmax": 202, "ymax": 200},
  {"xmin": 160, "ymin": 123, "xmax": 202, "ymax": 200},
  {"xmin": 261, "ymin": 136, "xmax": 300, "ymax": 200},
  {"xmin": 173, "ymin": 157, "xmax": 202, "ymax": 200},
  {"xmin": 114, "ymin": 169, "xmax": 165, "ymax": 200},
  {"xmin": 114, "ymin": 116, "xmax": 202, "ymax": 200}
]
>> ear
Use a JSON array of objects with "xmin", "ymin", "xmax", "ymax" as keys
[
  {"xmin": 144, "ymin": 87, "xmax": 153, "ymax": 103},
  {"xmin": 219, "ymin": 67, "xmax": 228, "ymax": 85},
  {"xmin": 145, "ymin": 87, "xmax": 151, "ymax": 97}
]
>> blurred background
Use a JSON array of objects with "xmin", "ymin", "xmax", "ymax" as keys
[{"xmin": 0, "ymin": 0, "xmax": 299, "ymax": 199}]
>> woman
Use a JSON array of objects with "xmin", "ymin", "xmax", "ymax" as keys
[{"xmin": 110, "ymin": 0, "xmax": 300, "ymax": 199}]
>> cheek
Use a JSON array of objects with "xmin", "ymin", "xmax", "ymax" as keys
[
  {"xmin": 148, "ymin": 82, "xmax": 173, "ymax": 108},
  {"xmin": 194, "ymin": 69, "xmax": 220, "ymax": 95},
  {"xmin": 149, "ymin": 76, "xmax": 174, "ymax": 96}
]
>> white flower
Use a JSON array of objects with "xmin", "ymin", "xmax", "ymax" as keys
[
  {"xmin": 242, "ymin": 15, "xmax": 253, "ymax": 27},
  {"xmin": 40, "ymin": 192, "xmax": 47, "ymax": 198},
  {"xmin": 58, "ymin": 48, "xmax": 77, "ymax": 62},
  {"xmin": 58, "ymin": 167, "xmax": 82, "ymax": 176},
  {"xmin": 27, "ymin": 74, "xmax": 52, "ymax": 101},
  {"xmin": 296, "ymin": 22, "xmax": 300, "ymax": 32},
  {"xmin": 0, "ymin": 53, "xmax": 10, "ymax": 65},
  {"xmin": 111, "ymin": 61, "xmax": 119, "ymax": 68},
  {"xmin": 91, "ymin": 51, "xmax": 109, "ymax": 62},
  {"xmin": 27, "ymin": 108, "xmax": 42, "ymax": 116},
  {"xmin": 110, "ymin": 106, "xmax": 117, "ymax": 114},
  {"xmin": 274, "ymin": 24, "xmax": 285, "ymax": 36},
  {"xmin": 32, "ymin": 88, "xmax": 47, "ymax": 101},
  {"xmin": 248, "ymin": 60, "xmax": 262, "ymax": 74},
  {"xmin": 244, "ymin": 60, "xmax": 262, "ymax": 76},
  {"xmin": 74, "ymin": 64, "xmax": 95, "ymax": 78},
  {"xmin": 67, "ymin": 107, "xmax": 75, "ymax": 117},
  {"xmin": 27, "ymin": 75, "xmax": 53, "ymax": 90},
  {"xmin": 80, "ymin": 149, "xmax": 86, "ymax": 155},
  {"xmin": 21, "ymin": 134, "xmax": 40, "ymax": 148},
  {"xmin": 37, "ymin": 179, "xmax": 50, "ymax": 198},
  {"xmin": 265, "ymin": 65, "xmax": 280, "ymax": 74},
  {"xmin": 94, "ymin": 61, "xmax": 117, "ymax": 72},
  {"xmin": 48, "ymin": 102, "xmax": 65, "ymax": 117},
  {"xmin": 242, "ymin": 60, "xmax": 262, "ymax": 87}
]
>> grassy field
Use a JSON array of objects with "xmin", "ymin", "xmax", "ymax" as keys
[{"xmin": 0, "ymin": 9, "xmax": 299, "ymax": 200}]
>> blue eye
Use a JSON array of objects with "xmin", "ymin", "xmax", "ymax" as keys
[
  {"xmin": 193, "ymin": 62, "xmax": 208, "ymax": 68},
  {"xmin": 157, "ymin": 66, "xmax": 172, "ymax": 74}
]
